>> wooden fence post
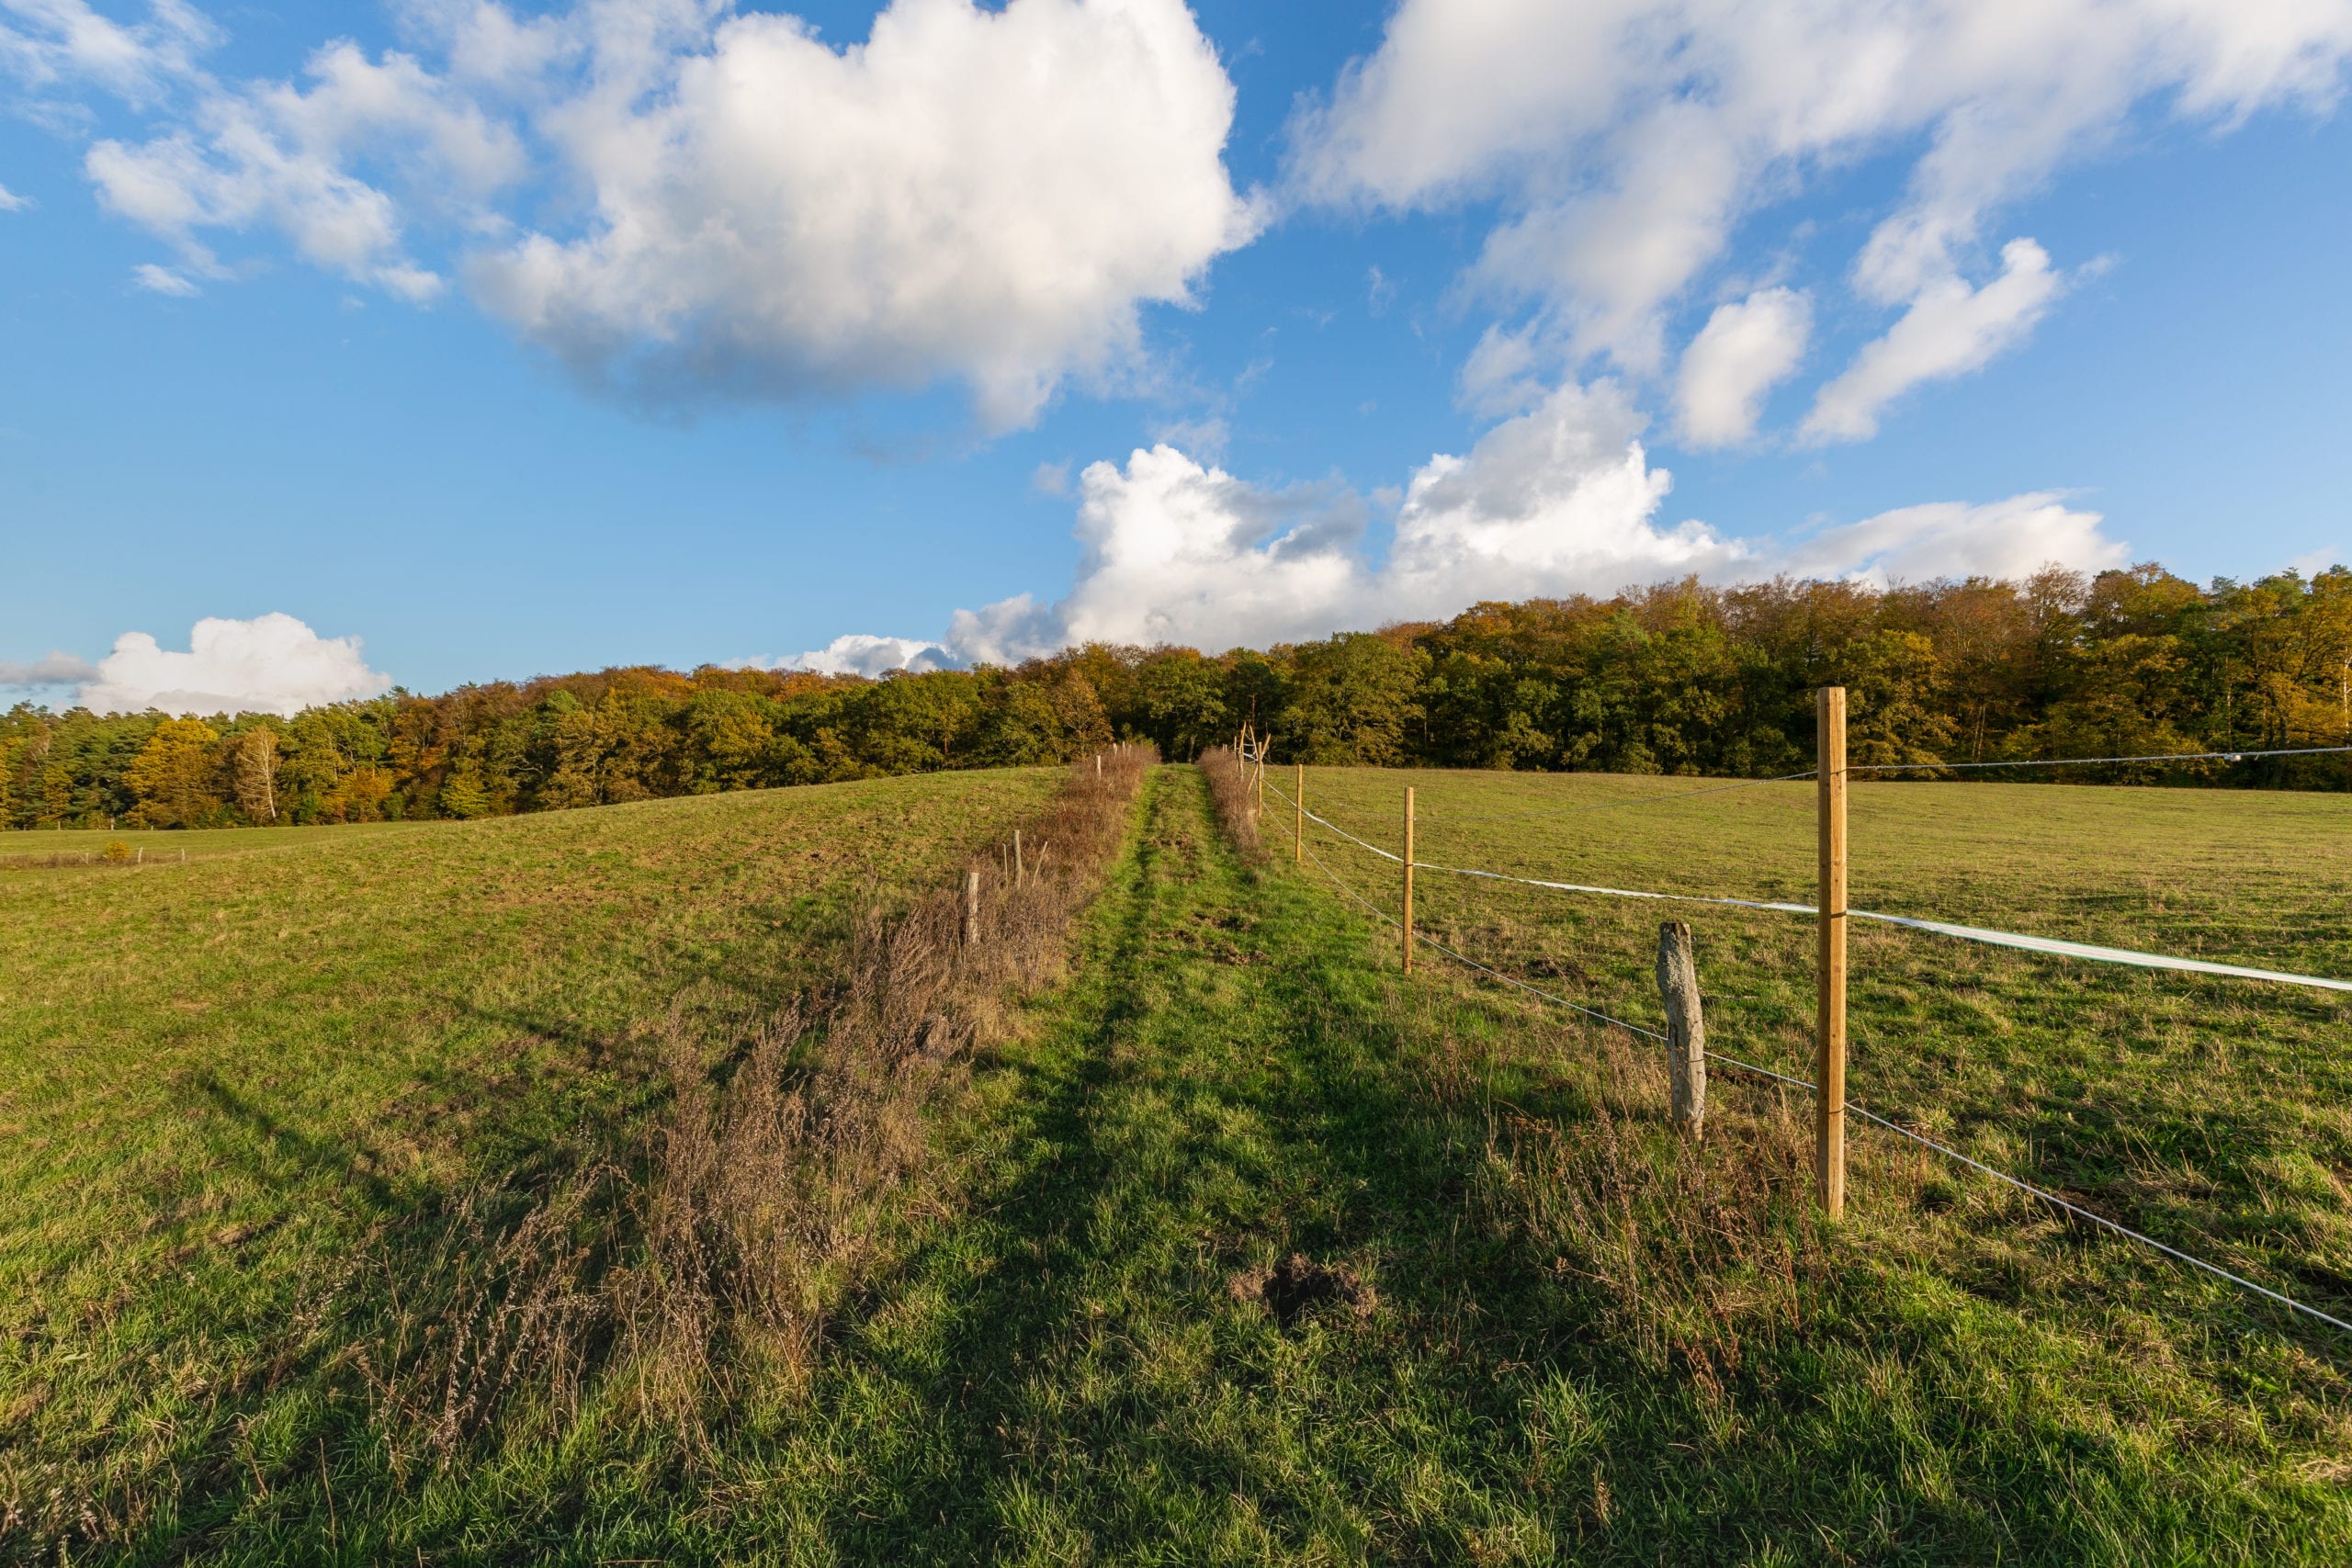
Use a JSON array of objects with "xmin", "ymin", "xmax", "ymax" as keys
[
  {"xmin": 1656, "ymin": 921, "xmax": 1706, "ymax": 1141},
  {"xmin": 1294, "ymin": 763, "xmax": 1304, "ymax": 864},
  {"xmin": 966, "ymin": 871, "xmax": 980, "ymax": 947},
  {"xmin": 1815, "ymin": 685, "xmax": 1849, "ymax": 1217},
  {"xmin": 1013, "ymin": 829, "xmax": 1024, "ymax": 888},
  {"xmin": 1402, "ymin": 784, "xmax": 1417, "ymax": 975}
]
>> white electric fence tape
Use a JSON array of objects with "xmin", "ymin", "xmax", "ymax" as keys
[
  {"xmin": 1270, "ymin": 783, "xmax": 2352, "ymax": 996},
  {"xmin": 1281, "ymin": 788, "xmax": 2352, "ymax": 1338},
  {"xmin": 1273, "ymin": 773, "xmax": 2352, "ymax": 1338}
]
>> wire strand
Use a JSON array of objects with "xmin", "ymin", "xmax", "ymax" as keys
[
  {"xmin": 1282, "ymin": 796, "xmax": 2352, "ymax": 996},
  {"xmin": 1839, "ymin": 1101, "xmax": 2352, "ymax": 1336},
  {"xmin": 1412, "ymin": 770, "xmax": 1819, "ymax": 822},
  {"xmin": 1849, "ymin": 743, "xmax": 2352, "ymax": 773},
  {"xmin": 1292, "ymin": 848, "xmax": 2352, "ymax": 1337},
  {"xmin": 1294, "ymin": 821, "xmax": 1666, "ymax": 1043},
  {"xmin": 1265, "ymin": 756, "xmax": 2352, "ymax": 1336}
]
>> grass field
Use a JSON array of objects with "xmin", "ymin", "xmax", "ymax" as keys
[
  {"xmin": 1284, "ymin": 765, "xmax": 2352, "ymax": 1292},
  {"xmin": 0, "ymin": 770, "xmax": 1059, "ymax": 1554},
  {"xmin": 7, "ymin": 761, "xmax": 2350, "ymax": 1561}
]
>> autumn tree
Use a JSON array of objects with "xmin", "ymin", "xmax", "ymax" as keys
[
  {"xmin": 230, "ymin": 726, "xmax": 282, "ymax": 824},
  {"xmin": 125, "ymin": 718, "xmax": 222, "ymax": 829}
]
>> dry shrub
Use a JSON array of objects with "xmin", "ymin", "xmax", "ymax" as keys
[
  {"xmin": 372, "ymin": 744, "xmax": 1156, "ymax": 1460},
  {"xmin": 1477, "ymin": 1029, "xmax": 1825, "ymax": 1393},
  {"xmin": 1197, "ymin": 745, "xmax": 1262, "ymax": 860}
]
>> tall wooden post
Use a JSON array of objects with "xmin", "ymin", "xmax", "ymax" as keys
[
  {"xmin": 1657, "ymin": 921, "xmax": 1706, "ymax": 1141},
  {"xmin": 1294, "ymin": 763, "xmax": 1304, "ymax": 864},
  {"xmin": 1013, "ymin": 829, "xmax": 1024, "ymax": 888},
  {"xmin": 1815, "ymin": 686, "xmax": 1849, "ymax": 1217},
  {"xmin": 966, "ymin": 871, "xmax": 980, "ymax": 947},
  {"xmin": 1401, "ymin": 785, "xmax": 1417, "ymax": 975}
]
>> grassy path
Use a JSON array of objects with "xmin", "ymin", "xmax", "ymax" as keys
[
  {"xmin": 730, "ymin": 761, "xmax": 1572, "ymax": 1561},
  {"xmin": 658, "ymin": 761, "xmax": 2346, "ymax": 1566}
]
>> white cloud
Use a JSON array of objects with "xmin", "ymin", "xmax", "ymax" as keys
[
  {"xmin": 81, "ymin": 34, "xmax": 532, "ymax": 300},
  {"xmin": 51, "ymin": 0, "xmax": 1254, "ymax": 429},
  {"xmin": 0, "ymin": 182, "xmax": 27, "ymax": 210},
  {"xmin": 1675, "ymin": 287, "xmax": 1811, "ymax": 447},
  {"xmin": 948, "ymin": 445, "xmax": 1376, "ymax": 660},
  {"xmin": 469, "ymin": 0, "xmax": 1256, "ymax": 429},
  {"xmin": 0, "ymin": 0, "xmax": 217, "ymax": 106},
  {"xmin": 77, "ymin": 612, "xmax": 392, "ymax": 716},
  {"xmin": 965, "ymin": 382, "xmax": 1742, "ymax": 657},
  {"xmin": 131, "ymin": 260, "xmax": 197, "ymax": 294},
  {"xmin": 1802, "ymin": 238, "xmax": 2064, "ymax": 444},
  {"xmin": 729, "ymin": 635, "xmax": 952, "ymax": 679},
  {"xmin": 1776, "ymin": 492, "xmax": 2128, "ymax": 585},
  {"xmin": 915, "ymin": 394, "xmax": 2128, "ymax": 661},
  {"xmin": 0, "ymin": 651, "xmax": 98, "ymax": 685},
  {"xmin": 1290, "ymin": 0, "xmax": 2352, "ymax": 422}
]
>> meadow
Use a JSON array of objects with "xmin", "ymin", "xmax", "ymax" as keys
[
  {"xmin": 6, "ymin": 757, "xmax": 2349, "ymax": 1562},
  {"xmin": 0, "ymin": 769, "xmax": 1065, "ymax": 1554}
]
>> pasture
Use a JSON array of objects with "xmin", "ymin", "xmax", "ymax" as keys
[
  {"xmin": 5, "ymin": 758, "xmax": 2349, "ymax": 1562},
  {"xmin": 0, "ymin": 769, "xmax": 1059, "ymax": 1555}
]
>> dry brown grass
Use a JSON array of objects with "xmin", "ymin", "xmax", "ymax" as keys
[
  {"xmin": 364, "ymin": 745, "xmax": 1157, "ymax": 1462},
  {"xmin": 1475, "ymin": 1028, "xmax": 1826, "ymax": 1394},
  {"xmin": 1197, "ymin": 745, "xmax": 1262, "ymax": 862}
]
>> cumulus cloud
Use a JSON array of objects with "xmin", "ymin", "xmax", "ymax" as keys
[
  {"xmin": 729, "ymin": 635, "xmax": 952, "ymax": 679},
  {"xmin": 1776, "ymin": 493, "xmax": 2128, "ymax": 585},
  {"xmin": 47, "ymin": 0, "xmax": 1254, "ymax": 429},
  {"xmin": 1675, "ymin": 288, "xmax": 1811, "ymax": 447},
  {"xmin": 0, "ymin": 651, "xmax": 99, "ymax": 685},
  {"xmin": 1290, "ymin": 0, "xmax": 2352, "ymax": 424},
  {"xmin": 913, "ymin": 398, "xmax": 2127, "ymax": 663},
  {"xmin": 1803, "ymin": 240, "xmax": 2065, "ymax": 443},
  {"xmin": 471, "ymin": 0, "xmax": 1254, "ymax": 428},
  {"xmin": 75, "ymin": 612, "xmax": 391, "ymax": 716}
]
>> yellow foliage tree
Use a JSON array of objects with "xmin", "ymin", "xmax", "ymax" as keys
[{"xmin": 125, "ymin": 718, "xmax": 221, "ymax": 829}]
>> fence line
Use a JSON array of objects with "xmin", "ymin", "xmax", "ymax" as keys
[
  {"xmin": 1272, "ymin": 743, "xmax": 2352, "ymax": 828},
  {"xmin": 1283, "ymin": 795, "xmax": 2352, "ymax": 1338},
  {"xmin": 1263, "ymin": 777, "xmax": 2352, "ymax": 996},
  {"xmin": 1850, "ymin": 743, "xmax": 2352, "ymax": 774}
]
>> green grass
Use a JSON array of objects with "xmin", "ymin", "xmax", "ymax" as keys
[
  {"xmin": 9, "ymin": 763, "xmax": 2351, "ymax": 1561},
  {"xmin": 0, "ymin": 770, "xmax": 1057, "ymax": 1555},
  {"xmin": 1286, "ymin": 766, "xmax": 2352, "ymax": 1299},
  {"xmin": 1, "ymin": 824, "xmax": 407, "ymax": 868}
]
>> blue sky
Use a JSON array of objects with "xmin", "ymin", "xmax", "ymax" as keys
[{"xmin": 3, "ymin": 0, "xmax": 2348, "ymax": 714}]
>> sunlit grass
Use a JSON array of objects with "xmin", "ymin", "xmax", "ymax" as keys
[{"xmin": 0, "ymin": 770, "xmax": 1058, "ymax": 1553}]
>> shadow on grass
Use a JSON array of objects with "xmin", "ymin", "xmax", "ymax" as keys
[
  {"xmin": 766, "ymin": 767, "xmax": 2346, "ymax": 1566},
  {"xmin": 791, "ymin": 766, "xmax": 1608, "ymax": 1556}
]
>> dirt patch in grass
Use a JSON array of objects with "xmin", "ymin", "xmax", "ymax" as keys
[{"xmin": 1229, "ymin": 1253, "xmax": 1378, "ymax": 1328}]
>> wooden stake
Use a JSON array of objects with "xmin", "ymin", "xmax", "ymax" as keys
[
  {"xmin": 1401, "ymin": 784, "xmax": 1417, "ymax": 975},
  {"xmin": 1815, "ymin": 685, "xmax": 1849, "ymax": 1218},
  {"xmin": 1096, "ymin": 753, "xmax": 1102, "ymax": 780},
  {"xmin": 966, "ymin": 871, "xmax": 980, "ymax": 947},
  {"xmin": 1013, "ymin": 829, "xmax": 1024, "ymax": 888},
  {"xmin": 1657, "ymin": 921, "xmax": 1706, "ymax": 1142},
  {"xmin": 1294, "ymin": 763, "xmax": 1304, "ymax": 864}
]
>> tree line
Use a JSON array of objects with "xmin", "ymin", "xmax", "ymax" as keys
[{"xmin": 6, "ymin": 562, "xmax": 2347, "ymax": 830}]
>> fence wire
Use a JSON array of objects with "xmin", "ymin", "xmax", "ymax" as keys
[
  {"xmin": 1266, "ymin": 777, "xmax": 2352, "ymax": 995},
  {"xmin": 1271, "ymin": 769, "xmax": 2352, "ymax": 1341}
]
